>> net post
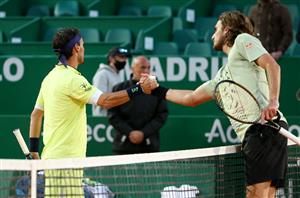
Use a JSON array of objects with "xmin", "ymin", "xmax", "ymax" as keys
[{"xmin": 30, "ymin": 162, "xmax": 37, "ymax": 198}]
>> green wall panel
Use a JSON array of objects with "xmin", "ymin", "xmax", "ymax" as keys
[{"xmin": 1, "ymin": 115, "xmax": 299, "ymax": 159}]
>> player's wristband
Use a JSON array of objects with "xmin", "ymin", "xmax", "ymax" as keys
[
  {"xmin": 126, "ymin": 84, "xmax": 143, "ymax": 99},
  {"xmin": 29, "ymin": 137, "xmax": 40, "ymax": 152},
  {"xmin": 151, "ymin": 86, "xmax": 169, "ymax": 99}
]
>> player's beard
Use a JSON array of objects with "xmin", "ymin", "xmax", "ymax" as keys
[{"xmin": 213, "ymin": 35, "xmax": 225, "ymax": 51}]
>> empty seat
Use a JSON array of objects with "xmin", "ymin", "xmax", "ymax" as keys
[
  {"xmin": 242, "ymin": 4, "xmax": 253, "ymax": 15},
  {"xmin": 292, "ymin": 43, "xmax": 300, "ymax": 56},
  {"xmin": 80, "ymin": 28, "xmax": 100, "ymax": 43},
  {"xmin": 104, "ymin": 28, "xmax": 132, "ymax": 45},
  {"xmin": 212, "ymin": 4, "xmax": 237, "ymax": 17},
  {"xmin": 133, "ymin": 30, "xmax": 145, "ymax": 53},
  {"xmin": 286, "ymin": 4, "xmax": 299, "ymax": 28},
  {"xmin": 195, "ymin": 17, "xmax": 217, "ymax": 41},
  {"xmin": 172, "ymin": 17, "xmax": 183, "ymax": 32},
  {"xmin": 0, "ymin": 31, "xmax": 3, "ymax": 43},
  {"xmin": 203, "ymin": 29, "xmax": 214, "ymax": 42},
  {"xmin": 119, "ymin": 6, "xmax": 142, "ymax": 16},
  {"xmin": 43, "ymin": 28, "xmax": 60, "ymax": 41},
  {"xmin": 26, "ymin": 5, "xmax": 50, "ymax": 16},
  {"xmin": 54, "ymin": 1, "xmax": 79, "ymax": 16},
  {"xmin": 153, "ymin": 42, "xmax": 178, "ymax": 55},
  {"xmin": 173, "ymin": 29, "xmax": 198, "ymax": 52},
  {"xmin": 184, "ymin": 42, "xmax": 212, "ymax": 57},
  {"xmin": 147, "ymin": 5, "xmax": 172, "ymax": 17}
]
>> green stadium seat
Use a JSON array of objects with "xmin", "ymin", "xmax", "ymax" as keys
[
  {"xmin": 0, "ymin": 31, "xmax": 3, "ymax": 43},
  {"xmin": 184, "ymin": 42, "xmax": 212, "ymax": 57},
  {"xmin": 104, "ymin": 28, "xmax": 132, "ymax": 45},
  {"xmin": 203, "ymin": 29, "xmax": 214, "ymax": 42},
  {"xmin": 212, "ymin": 4, "xmax": 237, "ymax": 17},
  {"xmin": 80, "ymin": 28, "xmax": 100, "ymax": 43},
  {"xmin": 43, "ymin": 28, "xmax": 60, "ymax": 41},
  {"xmin": 172, "ymin": 17, "xmax": 183, "ymax": 32},
  {"xmin": 195, "ymin": 17, "xmax": 217, "ymax": 41},
  {"xmin": 132, "ymin": 30, "xmax": 144, "ymax": 53},
  {"xmin": 147, "ymin": 5, "xmax": 172, "ymax": 17},
  {"xmin": 54, "ymin": 1, "xmax": 79, "ymax": 16},
  {"xmin": 173, "ymin": 29, "xmax": 198, "ymax": 52},
  {"xmin": 284, "ymin": 30, "xmax": 297, "ymax": 56},
  {"xmin": 286, "ymin": 4, "xmax": 299, "ymax": 28},
  {"xmin": 26, "ymin": 5, "xmax": 50, "ymax": 16},
  {"xmin": 243, "ymin": 4, "xmax": 253, "ymax": 15},
  {"xmin": 153, "ymin": 42, "xmax": 178, "ymax": 55},
  {"xmin": 118, "ymin": 6, "xmax": 142, "ymax": 16},
  {"xmin": 292, "ymin": 43, "xmax": 300, "ymax": 56}
]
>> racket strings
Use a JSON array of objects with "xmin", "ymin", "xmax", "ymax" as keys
[{"xmin": 215, "ymin": 81, "xmax": 261, "ymax": 124}]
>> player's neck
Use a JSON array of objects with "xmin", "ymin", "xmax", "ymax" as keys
[
  {"xmin": 67, "ymin": 58, "xmax": 79, "ymax": 69},
  {"xmin": 222, "ymin": 45, "xmax": 231, "ymax": 55}
]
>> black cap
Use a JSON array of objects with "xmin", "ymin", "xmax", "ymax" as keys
[{"xmin": 107, "ymin": 47, "xmax": 131, "ymax": 58}]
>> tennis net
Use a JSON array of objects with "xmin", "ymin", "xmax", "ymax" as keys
[{"xmin": 0, "ymin": 142, "xmax": 299, "ymax": 198}]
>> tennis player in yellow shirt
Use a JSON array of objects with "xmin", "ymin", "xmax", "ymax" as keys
[{"xmin": 29, "ymin": 27, "xmax": 156, "ymax": 197}]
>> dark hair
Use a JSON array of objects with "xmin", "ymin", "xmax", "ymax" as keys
[
  {"xmin": 106, "ymin": 47, "xmax": 130, "ymax": 64},
  {"xmin": 52, "ymin": 28, "xmax": 80, "ymax": 59},
  {"xmin": 219, "ymin": 11, "xmax": 254, "ymax": 47}
]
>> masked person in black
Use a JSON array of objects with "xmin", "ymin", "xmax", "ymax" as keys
[{"xmin": 92, "ymin": 47, "xmax": 130, "ymax": 116}]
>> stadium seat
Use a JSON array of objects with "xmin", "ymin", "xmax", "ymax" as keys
[
  {"xmin": 184, "ymin": 42, "xmax": 212, "ymax": 57},
  {"xmin": 80, "ymin": 28, "xmax": 100, "ymax": 43},
  {"xmin": 242, "ymin": 4, "xmax": 253, "ymax": 15},
  {"xmin": 286, "ymin": 4, "xmax": 299, "ymax": 28},
  {"xmin": 26, "ymin": 5, "xmax": 50, "ymax": 16},
  {"xmin": 284, "ymin": 30, "xmax": 297, "ymax": 56},
  {"xmin": 153, "ymin": 42, "xmax": 178, "ymax": 55},
  {"xmin": 172, "ymin": 17, "xmax": 183, "ymax": 32},
  {"xmin": 292, "ymin": 43, "xmax": 300, "ymax": 56},
  {"xmin": 195, "ymin": 17, "xmax": 217, "ymax": 41},
  {"xmin": 173, "ymin": 29, "xmax": 198, "ymax": 52},
  {"xmin": 212, "ymin": 4, "xmax": 237, "ymax": 17},
  {"xmin": 147, "ymin": 5, "xmax": 172, "ymax": 17},
  {"xmin": 118, "ymin": 6, "xmax": 142, "ymax": 16},
  {"xmin": 0, "ymin": 31, "xmax": 3, "ymax": 43},
  {"xmin": 104, "ymin": 28, "xmax": 132, "ymax": 45},
  {"xmin": 54, "ymin": 1, "xmax": 79, "ymax": 16},
  {"xmin": 203, "ymin": 29, "xmax": 214, "ymax": 42},
  {"xmin": 132, "ymin": 30, "xmax": 144, "ymax": 53},
  {"xmin": 43, "ymin": 28, "xmax": 60, "ymax": 41}
]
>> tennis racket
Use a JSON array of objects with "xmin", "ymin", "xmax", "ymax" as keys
[
  {"xmin": 213, "ymin": 79, "xmax": 300, "ymax": 145},
  {"xmin": 13, "ymin": 129, "xmax": 33, "ymax": 159}
]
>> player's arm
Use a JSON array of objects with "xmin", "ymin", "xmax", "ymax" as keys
[
  {"xmin": 97, "ymin": 90, "xmax": 130, "ymax": 109},
  {"xmin": 96, "ymin": 76, "xmax": 157, "ymax": 109},
  {"xmin": 165, "ymin": 86, "xmax": 213, "ymax": 106},
  {"xmin": 29, "ymin": 108, "xmax": 43, "ymax": 159},
  {"xmin": 152, "ymin": 83, "xmax": 213, "ymax": 107},
  {"xmin": 255, "ymin": 53, "xmax": 281, "ymax": 120}
]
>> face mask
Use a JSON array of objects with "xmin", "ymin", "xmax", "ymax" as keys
[{"xmin": 114, "ymin": 60, "xmax": 126, "ymax": 71}]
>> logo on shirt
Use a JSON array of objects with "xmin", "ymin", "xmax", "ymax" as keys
[
  {"xmin": 245, "ymin": 42, "xmax": 253, "ymax": 49},
  {"xmin": 80, "ymin": 83, "xmax": 92, "ymax": 92}
]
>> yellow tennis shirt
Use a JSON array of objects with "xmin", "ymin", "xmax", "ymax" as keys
[{"xmin": 35, "ymin": 65, "xmax": 99, "ymax": 159}]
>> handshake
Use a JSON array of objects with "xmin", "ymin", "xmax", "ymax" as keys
[{"xmin": 138, "ymin": 74, "xmax": 159, "ymax": 94}]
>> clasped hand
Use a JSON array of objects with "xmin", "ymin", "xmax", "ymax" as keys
[{"xmin": 138, "ymin": 74, "xmax": 159, "ymax": 94}]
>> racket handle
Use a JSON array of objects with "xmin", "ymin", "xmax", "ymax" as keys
[
  {"xmin": 279, "ymin": 127, "xmax": 300, "ymax": 146},
  {"xmin": 13, "ymin": 129, "xmax": 33, "ymax": 159},
  {"xmin": 25, "ymin": 153, "xmax": 33, "ymax": 160}
]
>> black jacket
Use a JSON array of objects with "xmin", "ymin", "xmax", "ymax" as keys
[
  {"xmin": 249, "ymin": 0, "xmax": 292, "ymax": 54},
  {"xmin": 107, "ymin": 78, "xmax": 168, "ymax": 154}
]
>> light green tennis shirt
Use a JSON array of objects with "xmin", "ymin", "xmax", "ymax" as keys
[
  {"xmin": 35, "ymin": 65, "xmax": 101, "ymax": 159},
  {"xmin": 203, "ymin": 33, "xmax": 286, "ymax": 141}
]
